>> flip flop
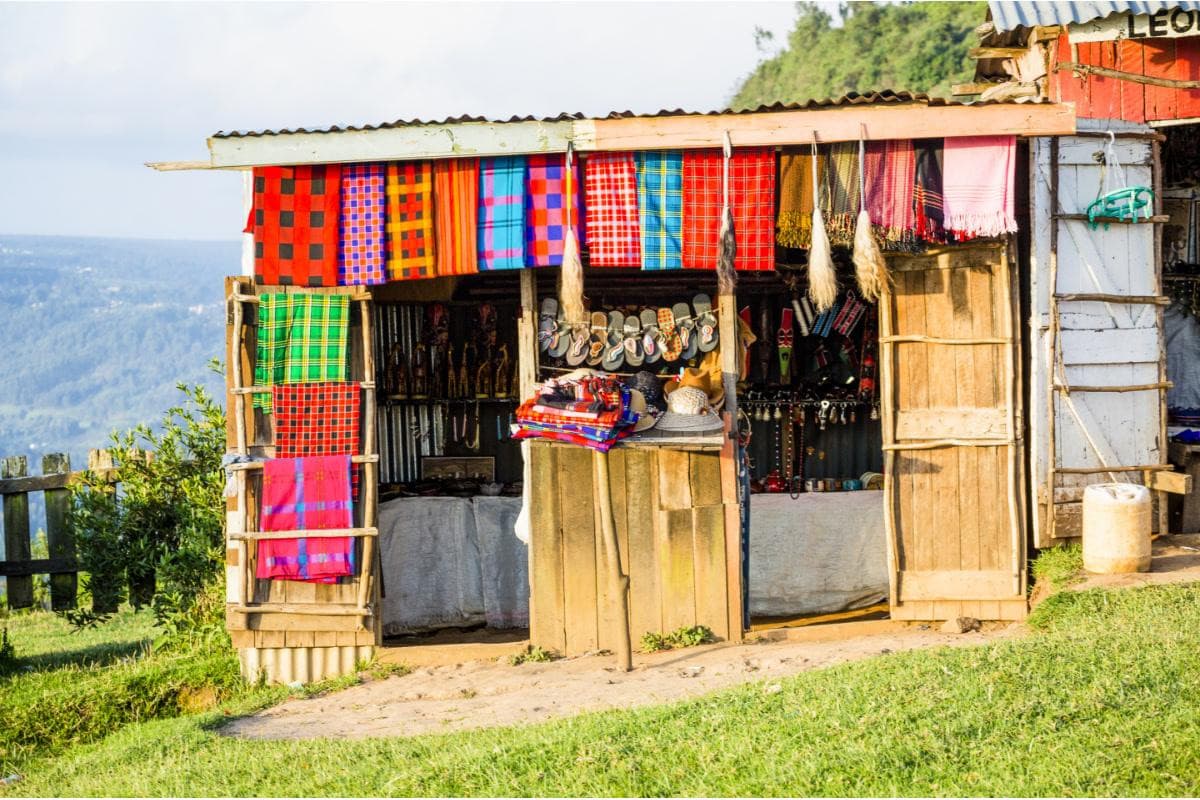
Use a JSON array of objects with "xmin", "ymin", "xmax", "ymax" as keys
[
  {"xmin": 602, "ymin": 310, "xmax": 626, "ymax": 371},
  {"xmin": 694, "ymin": 293, "xmax": 719, "ymax": 353},
  {"xmin": 549, "ymin": 303, "xmax": 571, "ymax": 358},
  {"xmin": 538, "ymin": 297, "xmax": 558, "ymax": 353},
  {"xmin": 586, "ymin": 310, "xmax": 607, "ymax": 366},
  {"xmin": 640, "ymin": 308, "xmax": 662, "ymax": 364},
  {"xmin": 659, "ymin": 307, "xmax": 681, "ymax": 362},
  {"xmin": 674, "ymin": 302, "xmax": 698, "ymax": 361},
  {"xmin": 565, "ymin": 321, "xmax": 590, "ymax": 366},
  {"xmin": 623, "ymin": 314, "xmax": 644, "ymax": 367}
]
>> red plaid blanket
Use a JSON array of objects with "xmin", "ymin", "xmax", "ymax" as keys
[
  {"xmin": 272, "ymin": 382, "xmax": 361, "ymax": 494},
  {"xmin": 584, "ymin": 152, "xmax": 641, "ymax": 267},
  {"xmin": 682, "ymin": 148, "xmax": 776, "ymax": 271},
  {"xmin": 252, "ymin": 165, "xmax": 342, "ymax": 287}
]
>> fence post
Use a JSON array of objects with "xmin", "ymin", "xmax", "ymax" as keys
[
  {"xmin": 1, "ymin": 456, "xmax": 32, "ymax": 609},
  {"xmin": 42, "ymin": 453, "xmax": 76, "ymax": 610}
]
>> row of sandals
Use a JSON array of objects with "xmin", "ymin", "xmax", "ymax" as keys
[{"xmin": 538, "ymin": 294, "xmax": 720, "ymax": 371}]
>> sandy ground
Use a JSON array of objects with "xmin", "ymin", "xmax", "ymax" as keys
[
  {"xmin": 223, "ymin": 621, "xmax": 1018, "ymax": 741},
  {"xmin": 1073, "ymin": 532, "xmax": 1200, "ymax": 591}
]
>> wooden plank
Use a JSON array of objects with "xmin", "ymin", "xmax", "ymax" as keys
[
  {"xmin": 518, "ymin": 270, "xmax": 538, "ymax": 401},
  {"xmin": 0, "ymin": 472, "xmax": 72, "ymax": 495},
  {"xmin": 0, "ymin": 558, "xmax": 75, "ymax": 578},
  {"xmin": 245, "ymin": 612, "xmax": 372, "ymax": 632},
  {"xmin": 923, "ymin": 265, "xmax": 959, "ymax": 573},
  {"xmin": 624, "ymin": 450, "xmax": 662, "ymax": 642},
  {"xmin": 691, "ymin": 504, "xmax": 728, "ymax": 641},
  {"xmin": 1148, "ymin": 470, "xmax": 1191, "ymax": 494},
  {"xmin": 900, "ymin": 571, "xmax": 1021, "ymax": 601},
  {"xmin": 661, "ymin": 509, "xmax": 696, "ymax": 632},
  {"xmin": 895, "ymin": 408, "xmax": 1008, "ymax": 440},
  {"xmin": 558, "ymin": 446, "xmax": 598, "ymax": 654},
  {"xmin": 688, "ymin": 452, "xmax": 723, "ymax": 507},
  {"xmin": 41, "ymin": 453, "xmax": 76, "ymax": 610},
  {"xmin": 528, "ymin": 443, "xmax": 566, "ymax": 654},
  {"xmin": 656, "ymin": 449, "xmax": 693, "ymax": 510},
  {"xmin": 1, "ymin": 456, "xmax": 32, "ymax": 609},
  {"xmin": 969, "ymin": 47, "xmax": 1028, "ymax": 59}
]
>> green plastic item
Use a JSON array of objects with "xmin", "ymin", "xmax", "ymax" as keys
[{"xmin": 1086, "ymin": 186, "xmax": 1155, "ymax": 230}]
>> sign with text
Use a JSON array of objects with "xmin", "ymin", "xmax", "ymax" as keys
[{"xmin": 1068, "ymin": 6, "xmax": 1200, "ymax": 42}]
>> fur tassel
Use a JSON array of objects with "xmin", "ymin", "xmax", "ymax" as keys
[
  {"xmin": 807, "ymin": 206, "xmax": 838, "ymax": 312},
  {"xmin": 559, "ymin": 229, "xmax": 586, "ymax": 325},
  {"xmin": 717, "ymin": 205, "xmax": 737, "ymax": 296},
  {"xmin": 852, "ymin": 207, "xmax": 887, "ymax": 302}
]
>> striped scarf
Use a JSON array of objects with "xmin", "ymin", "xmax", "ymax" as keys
[
  {"xmin": 864, "ymin": 140, "xmax": 918, "ymax": 251},
  {"xmin": 433, "ymin": 158, "xmax": 480, "ymax": 276},
  {"xmin": 776, "ymin": 150, "xmax": 823, "ymax": 249},
  {"xmin": 825, "ymin": 143, "xmax": 859, "ymax": 246},
  {"xmin": 913, "ymin": 139, "xmax": 946, "ymax": 243}
]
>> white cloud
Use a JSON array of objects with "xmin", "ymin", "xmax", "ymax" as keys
[{"xmin": 0, "ymin": 1, "xmax": 801, "ymax": 239}]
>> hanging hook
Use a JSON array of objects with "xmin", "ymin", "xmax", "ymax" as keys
[
  {"xmin": 722, "ymin": 130, "xmax": 733, "ymax": 159},
  {"xmin": 811, "ymin": 130, "xmax": 819, "ymax": 158},
  {"xmin": 565, "ymin": 139, "xmax": 574, "ymax": 168},
  {"xmin": 859, "ymin": 122, "xmax": 867, "ymax": 141}
]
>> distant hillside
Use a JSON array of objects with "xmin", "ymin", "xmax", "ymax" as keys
[
  {"xmin": 0, "ymin": 235, "xmax": 235, "ymax": 474},
  {"xmin": 734, "ymin": 1, "xmax": 985, "ymax": 109}
]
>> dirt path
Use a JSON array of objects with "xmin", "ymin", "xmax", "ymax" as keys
[{"xmin": 223, "ymin": 622, "xmax": 1019, "ymax": 741}]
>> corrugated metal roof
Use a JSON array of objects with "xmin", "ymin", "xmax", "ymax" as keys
[
  {"xmin": 988, "ymin": 0, "xmax": 1200, "ymax": 33},
  {"xmin": 212, "ymin": 90, "xmax": 1040, "ymax": 140}
]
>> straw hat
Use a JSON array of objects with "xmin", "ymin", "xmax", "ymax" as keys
[
  {"xmin": 655, "ymin": 386, "xmax": 724, "ymax": 433},
  {"xmin": 663, "ymin": 367, "xmax": 724, "ymax": 411},
  {"xmin": 628, "ymin": 388, "xmax": 658, "ymax": 432}
]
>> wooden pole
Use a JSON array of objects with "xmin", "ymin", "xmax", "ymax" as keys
[
  {"xmin": 593, "ymin": 449, "xmax": 632, "ymax": 672},
  {"xmin": 357, "ymin": 297, "xmax": 378, "ymax": 625},
  {"xmin": 1046, "ymin": 137, "xmax": 1060, "ymax": 542},
  {"xmin": 1154, "ymin": 136, "xmax": 1170, "ymax": 536},
  {"xmin": 877, "ymin": 268, "xmax": 900, "ymax": 610},
  {"xmin": 1000, "ymin": 243, "xmax": 1024, "ymax": 596}
]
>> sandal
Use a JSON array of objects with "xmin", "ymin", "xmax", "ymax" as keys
[
  {"xmin": 538, "ymin": 297, "xmax": 559, "ymax": 353},
  {"xmin": 623, "ymin": 314, "xmax": 644, "ymax": 367},
  {"xmin": 640, "ymin": 308, "xmax": 662, "ymax": 364},
  {"xmin": 659, "ymin": 307, "xmax": 681, "ymax": 362},
  {"xmin": 694, "ymin": 293, "xmax": 719, "ymax": 352},
  {"xmin": 602, "ymin": 310, "xmax": 626, "ymax": 371},
  {"xmin": 674, "ymin": 302, "xmax": 697, "ymax": 361},
  {"xmin": 565, "ymin": 321, "xmax": 590, "ymax": 366},
  {"xmin": 549, "ymin": 302, "xmax": 571, "ymax": 358},
  {"xmin": 586, "ymin": 310, "xmax": 607, "ymax": 366}
]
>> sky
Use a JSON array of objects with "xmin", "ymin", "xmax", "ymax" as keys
[{"xmin": 0, "ymin": 1, "xmax": 805, "ymax": 242}]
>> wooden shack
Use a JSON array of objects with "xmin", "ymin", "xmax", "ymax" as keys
[{"xmin": 161, "ymin": 96, "xmax": 1085, "ymax": 682}]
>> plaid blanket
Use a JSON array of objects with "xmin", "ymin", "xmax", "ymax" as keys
[
  {"xmin": 637, "ymin": 151, "xmax": 683, "ymax": 270},
  {"xmin": 864, "ymin": 140, "xmax": 917, "ymax": 251},
  {"xmin": 943, "ymin": 135, "xmax": 1017, "ymax": 238},
  {"xmin": 826, "ymin": 143, "xmax": 859, "ymax": 246},
  {"xmin": 338, "ymin": 163, "xmax": 387, "ymax": 286},
  {"xmin": 512, "ymin": 425, "xmax": 634, "ymax": 452},
  {"xmin": 253, "ymin": 293, "xmax": 349, "ymax": 412},
  {"xmin": 525, "ymin": 154, "xmax": 583, "ymax": 267},
  {"xmin": 386, "ymin": 161, "xmax": 436, "ymax": 280},
  {"xmin": 478, "ymin": 156, "xmax": 527, "ymax": 270},
  {"xmin": 584, "ymin": 152, "xmax": 641, "ymax": 267},
  {"xmin": 253, "ymin": 165, "xmax": 342, "ymax": 287},
  {"xmin": 682, "ymin": 148, "xmax": 776, "ymax": 271},
  {"xmin": 257, "ymin": 455, "xmax": 355, "ymax": 582},
  {"xmin": 913, "ymin": 139, "xmax": 946, "ymax": 242},
  {"xmin": 434, "ymin": 158, "xmax": 480, "ymax": 276},
  {"xmin": 776, "ymin": 150, "xmax": 823, "ymax": 249},
  {"xmin": 272, "ymin": 382, "xmax": 361, "ymax": 494}
]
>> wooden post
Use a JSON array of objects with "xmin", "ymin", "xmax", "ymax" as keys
[
  {"xmin": 593, "ymin": 449, "xmax": 632, "ymax": 672},
  {"xmin": 1046, "ymin": 137, "xmax": 1060, "ymax": 541},
  {"xmin": 1000, "ymin": 244, "xmax": 1024, "ymax": 596},
  {"xmin": 357, "ymin": 296, "xmax": 378, "ymax": 627},
  {"xmin": 877, "ymin": 272, "xmax": 900, "ymax": 609},
  {"xmin": 2, "ymin": 456, "xmax": 32, "ymax": 609},
  {"xmin": 42, "ymin": 453, "xmax": 75, "ymax": 610},
  {"xmin": 518, "ymin": 269, "xmax": 538, "ymax": 399},
  {"xmin": 717, "ymin": 291, "xmax": 744, "ymax": 639},
  {"xmin": 1153, "ymin": 137, "xmax": 1170, "ymax": 535}
]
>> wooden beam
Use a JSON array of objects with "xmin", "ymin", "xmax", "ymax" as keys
[
  {"xmin": 952, "ymin": 82, "xmax": 1004, "ymax": 96},
  {"xmin": 0, "ymin": 558, "xmax": 75, "ymax": 578},
  {"xmin": 1059, "ymin": 62, "xmax": 1200, "ymax": 90},
  {"xmin": 1148, "ymin": 470, "xmax": 1191, "ymax": 495},
  {"xmin": 205, "ymin": 105, "xmax": 1077, "ymax": 169},
  {"xmin": 969, "ymin": 47, "xmax": 1029, "ymax": 59}
]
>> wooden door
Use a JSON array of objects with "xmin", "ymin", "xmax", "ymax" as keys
[{"xmin": 879, "ymin": 243, "xmax": 1028, "ymax": 621}]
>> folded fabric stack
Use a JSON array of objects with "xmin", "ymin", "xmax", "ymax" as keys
[{"xmin": 512, "ymin": 373, "xmax": 641, "ymax": 452}]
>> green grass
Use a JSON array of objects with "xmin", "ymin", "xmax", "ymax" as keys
[
  {"xmin": 1032, "ymin": 543, "xmax": 1085, "ymax": 592},
  {"xmin": 8, "ymin": 582, "xmax": 1200, "ymax": 796}
]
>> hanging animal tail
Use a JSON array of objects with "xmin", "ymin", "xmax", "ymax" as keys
[{"xmin": 851, "ymin": 137, "xmax": 887, "ymax": 303}]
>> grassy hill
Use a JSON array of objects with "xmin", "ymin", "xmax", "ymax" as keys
[{"xmin": 734, "ymin": 1, "xmax": 986, "ymax": 109}]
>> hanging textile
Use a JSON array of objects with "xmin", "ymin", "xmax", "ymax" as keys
[
  {"xmin": 524, "ymin": 154, "xmax": 583, "ymax": 267},
  {"xmin": 385, "ymin": 161, "xmax": 436, "ymax": 281},
  {"xmin": 337, "ymin": 163, "xmax": 387, "ymax": 286},
  {"xmin": 252, "ymin": 165, "xmax": 342, "ymax": 287},
  {"xmin": 256, "ymin": 455, "xmax": 355, "ymax": 582},
  {"xmin": 433, "ymin": 158, "xmax": 480, "ymax": 276},
  {"xmin": 253, "ymin": 293, "xmax": 349, "ymax": 412},
  {"xmin": 943, "ymin": 135, "xmax": 1018, "ymax": 237},
  {"xmin": 478, "ymin": 156, "xmax": 527, "ymax": 270},
  {"xmin": 913, "ymin": 139, "xmax": 946, "ymax": 242},
  {"xmin": 863, "ymin": 140, "xmax": 917, "ymax": 250},
  {"xmin": 682, "ymin": 147, "xmax": 776, "ymax": 271},
  {"xmin": 584, "ymin": 152, "xmax": 641, "ymax": 267},
  {"xmin": 776, "ymin": 150, "xmax": 824, "ymax": 249},
  {"xmin": 825, "ymin": 143, "xmax": 860, "ymax": 246},
  {"xmin": 272, "ymin": 382, "xmax": 361, "ymax": 494},
  {"xmin": 636, "ymin": 151, "xmax": 683, "ymax": 270}
]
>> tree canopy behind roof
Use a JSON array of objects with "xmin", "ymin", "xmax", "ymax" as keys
[{"xmin": 733, "ymin": 1, "xmax": 986, "ymax": 109}]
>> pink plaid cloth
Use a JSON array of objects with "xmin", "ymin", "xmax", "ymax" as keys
[
  {"xmin": 584, "ymin": 152, "xmax": 640, "ymax": 267},
  {"xmin": 683, "ymin": 148, "xmax": 776, "ymax": 271},
  {"xmin": 524, "ymin": 154, "xmax": 584, "ymax": 267},
  {"xmin": 337, "ymin": 163, "xmax": 387, "ymax": 285},
  {"xmin": 257, "ymin": 455, "xmax": 355, "ymax": 583}
]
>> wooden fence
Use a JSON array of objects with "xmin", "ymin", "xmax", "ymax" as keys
[{"xmin": 0, "ymin": 450, "xmax": 115, "ymax": 611}]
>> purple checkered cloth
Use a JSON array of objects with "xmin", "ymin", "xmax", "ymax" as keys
[{"xmin": 338, "ymin": 163, "xmax": 387, "ymax": 285}]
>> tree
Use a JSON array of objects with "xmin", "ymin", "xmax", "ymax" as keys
[{"xmin": 733, "ymin": 1, "xmax": 986, "ymax": 109}]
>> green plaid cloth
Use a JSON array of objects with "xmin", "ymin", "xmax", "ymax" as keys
[{"xmin": 253, "ymin": 293, "xmax": 349, "ymax": 412}]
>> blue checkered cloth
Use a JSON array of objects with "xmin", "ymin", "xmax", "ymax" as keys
[
  {"xmin": 478, "ymin": 156, "xmax": 527, "ymax": 270},
  {"xmin": 637, "ymin": 151, "xmax": 683, "ymax": 270}
]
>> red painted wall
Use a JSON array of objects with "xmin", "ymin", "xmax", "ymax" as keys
[{"xmin": 1052, "ymin": 33, "xmax": 1200, "ymax": 122}]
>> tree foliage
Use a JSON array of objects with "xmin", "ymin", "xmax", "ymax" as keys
[{"xmin": 733, "ymin": 1, "xmax": 986, "ymax": 109}]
